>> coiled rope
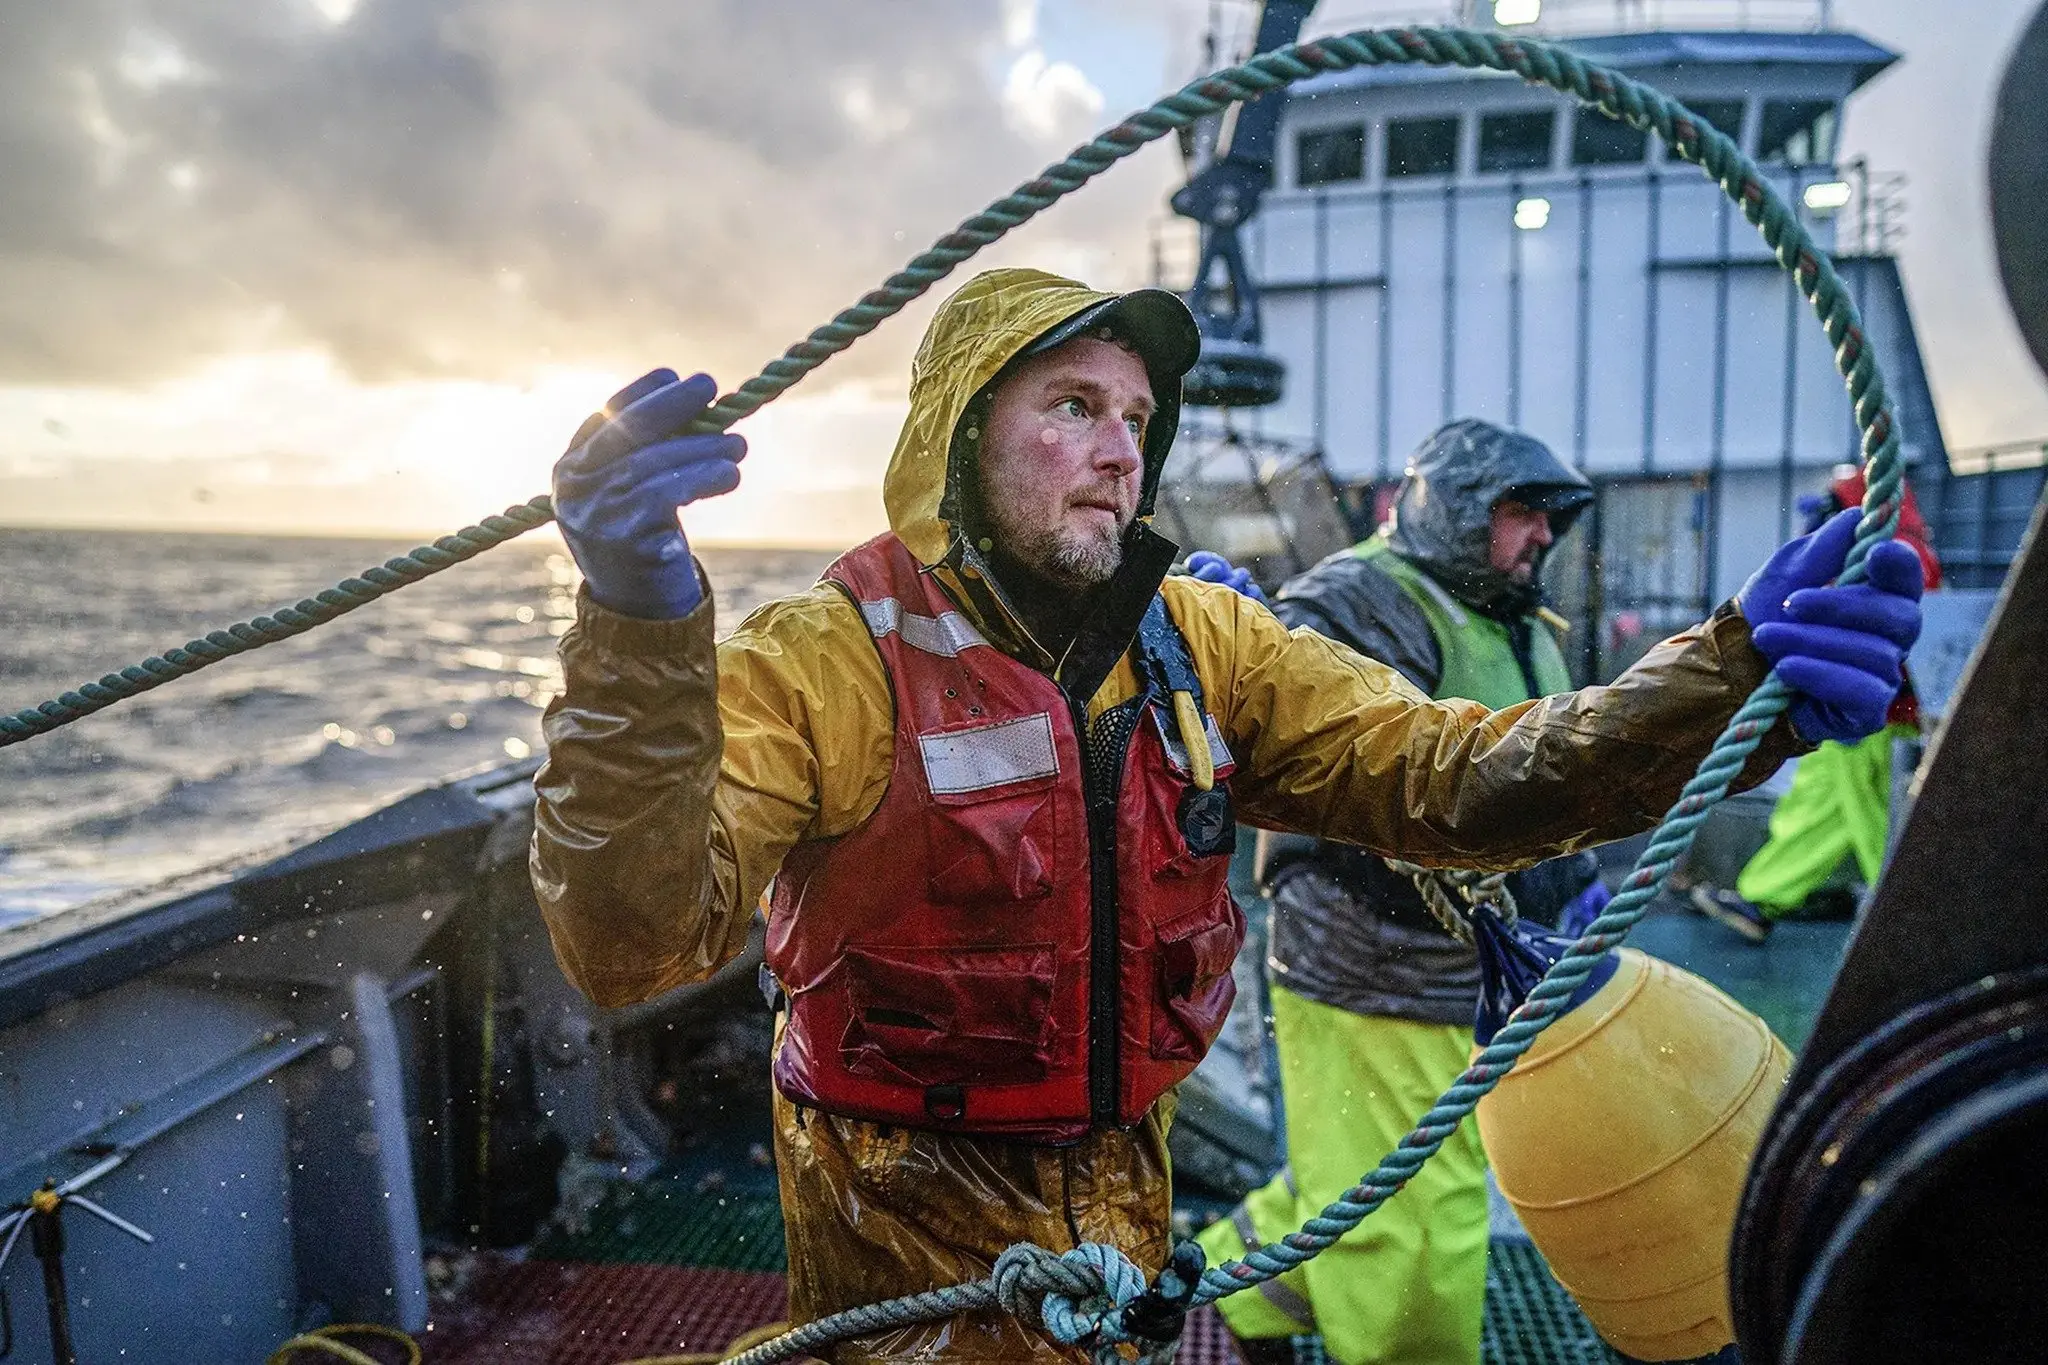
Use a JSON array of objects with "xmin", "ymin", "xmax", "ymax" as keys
[
  {"xmin": 266, "ymin": 1321, "xmax": 422, "ymax": 1365},
  {"xmin": 6, "ymin": 22, "xmax": 1904, "ymax": 1365}
]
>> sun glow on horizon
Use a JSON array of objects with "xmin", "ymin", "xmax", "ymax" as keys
[{"xmin": 0, "ymin": 351, "xmax": 903, "ymax": 546}]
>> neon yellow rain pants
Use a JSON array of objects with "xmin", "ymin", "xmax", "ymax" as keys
[
  {"xmin": 1195, "ymin": 985, "xmax": 1489, "ymax": 1365},
  {"xmin": 1735, "ymin": 725, "xmax": 1904, "ymax": 917}
]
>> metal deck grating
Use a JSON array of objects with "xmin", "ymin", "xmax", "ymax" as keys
[
  {"xmin": 1180, "ymin": 1308, "xmax": 1249, "ymax": 1365},
  {"xmin": 535, "ymin": 1181, "xmax": 789, "ymax": 1273},
  {"xmin": 421, "ymin": 1261, "xmax": 789, "ymax": 1364},
  {"xmin": 1481, "ymin": 1239, "xmax": 1622, "ymax": 1365},
  {"xmin": 418, "ymin": 1257, "xmax": 1244, "ymax": 1364},
  {"xmin": 1261, "ymin": 1239, "xmax": 1617, "ymax": 1365},
  {"xmin": 487, "ymin": 1178, "xmax": 1618, "ymax": 1363}
]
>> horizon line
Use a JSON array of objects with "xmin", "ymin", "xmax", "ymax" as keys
[{"xmin": 0, "ymin": 516, "xmax": 857, "ymax": 551}]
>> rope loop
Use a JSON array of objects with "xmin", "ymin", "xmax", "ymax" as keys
[
  {"xmin": 993, "ymin": 1241, "xmax": 1149, "ymax": 1357},
  {"xmin": 990, "ymin": 1242, "xmax": 1097, "ymax": 1329}
]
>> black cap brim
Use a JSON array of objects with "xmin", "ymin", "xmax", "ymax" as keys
[
  {"xmin": 1019, "ymin": 289, "xmax": 1202, "ymax": 384},
  {"xmin": 1508, "ymin": 484, "xmax": 1597, "ymax": 514}
]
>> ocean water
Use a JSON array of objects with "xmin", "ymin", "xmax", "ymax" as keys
[{"xmin": 0, "ymin": 529, "xmax": 831, "ymax": 925}]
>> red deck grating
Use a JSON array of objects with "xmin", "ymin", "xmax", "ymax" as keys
[
  {"xmin": 420, "ymin": 1261, "xmax": 789, "ymax": 1364},
  {"xmin": 417, "ymin": 1258, "xmax": 1247, "ymax": 1364},
  {"xmin": 1179, "ymin": 1305, "xmax": 1247, "ymax": 1364}
]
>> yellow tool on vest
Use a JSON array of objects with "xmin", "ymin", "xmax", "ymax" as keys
[{"xmin": 1172, "ymin": 689, "xmax": 1215, "ymax": 792}]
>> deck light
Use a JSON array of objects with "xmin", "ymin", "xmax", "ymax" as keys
[
  {"xmin": 1514, "ymin": 196, "xmax": 1551, "ymax": 230},
  {"xmin": 1494, "ymin": 0, "xmax": 1541, "ymax": 24},
  {"xmin": 1804, "ymin": 180, "xmax": 1853, "ymax": 214}
]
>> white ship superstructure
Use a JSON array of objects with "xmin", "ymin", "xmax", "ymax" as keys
[{"xmin": 1171, "ymin": 0, "xmax": 1946, "ymax": 676}]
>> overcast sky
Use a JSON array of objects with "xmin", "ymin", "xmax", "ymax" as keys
[{"xmin": 0, "ymin": 0, "xmax": 2041, "ymax": 540}]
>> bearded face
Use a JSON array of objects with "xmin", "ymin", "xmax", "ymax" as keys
[
  {"xmin": 975, "ymin": 336, "xmax": 1152, "ymax": 593},
  {"xmin": 1488, "ymin": 498, "xmax": 1556, "ymax": 584}
]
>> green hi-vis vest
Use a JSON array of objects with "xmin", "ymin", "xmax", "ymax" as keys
[{"xmin": 1354, "ymin": 536, "xmax": 1572, "ymax": 708}]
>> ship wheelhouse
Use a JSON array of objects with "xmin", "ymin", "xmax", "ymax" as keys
[{"xmin": 1164, "ymin": 14, "xmax": 1943, "ymax": 680}]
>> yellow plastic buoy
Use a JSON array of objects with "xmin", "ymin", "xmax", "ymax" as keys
[{"xmin": 1476, "ymin": 948, "xmax": 1791, "ymax": 1361}]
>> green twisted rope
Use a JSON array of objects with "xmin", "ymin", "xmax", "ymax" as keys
[
  {"xmin": 0, "ymin": 21, "xmax": 1906, "ymax": 1363},
  {"xmin": 0, "ymin": 505, "xmax": 556, "ymax": 746},
  {"xmin": 721, "ymin": 1242, "xmax": 1185, "ymax": 1365}
]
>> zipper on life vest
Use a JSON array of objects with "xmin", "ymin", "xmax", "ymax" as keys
[
  {"xmin": 1075, "ymin": 695, "xmax": 1117, "ymax": 1127},
  {"xmin": 1077, "ymin": 695, "xmax": 1143, "ymax": 1127}
]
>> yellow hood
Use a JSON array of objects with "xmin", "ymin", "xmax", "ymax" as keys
[{"xmin": 884, "ymin": 268, "xmax": 1150, "ymax": 567}]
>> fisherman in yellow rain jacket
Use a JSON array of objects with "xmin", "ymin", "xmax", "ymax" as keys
[{"xmin": 530, "ymin": 268, "xmax": 1924, "ymax": 1363}]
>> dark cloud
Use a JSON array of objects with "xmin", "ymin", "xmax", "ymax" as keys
[{"xmin": 0, "ymin": 0, "xmax": 1181, "ymax": 389}]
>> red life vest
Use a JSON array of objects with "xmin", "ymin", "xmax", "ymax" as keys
[{"xmin": 765, "ymin": 533, "xmax": 1245, "ymax": 1143}]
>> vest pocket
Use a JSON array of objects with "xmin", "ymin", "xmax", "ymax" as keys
[
  {"xmin": 1149, "ymin": 905, "xmax": 1246, "ymax": 1061},
  {"xmin": 924, "ymin": 780, "xmax": 1058, "ymax": 904},
  {"xmin": 840, "ymin": 943, "xmax": 1058, "ymax": 1087}
]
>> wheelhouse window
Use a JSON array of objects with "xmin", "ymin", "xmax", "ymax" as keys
[
  {"xmin": 1679, "ymin": 99, "xmax": 1748, "ymax": 148},
  {"xmin": 1385, "ymin": 115, "xmax": 1460, "ymax": 178},
  {"xmin": 1759, "ymin": 99, "xmax": 1839, "ymax": 165},
  {"xmin": 1477, "ymin": 110, "xmax": 1556, "ymax": 173},
  {"xmin": 1296, "ymin": 124, "xmax": 1366, "ymax": 187},
  {"xmin": 1571, "ymin": 109, "xmax": 1649, "ymax": 166}
]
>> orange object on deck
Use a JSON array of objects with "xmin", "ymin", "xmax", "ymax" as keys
[{"xmin": 1476, "ymin": 948, "xmax": 1791, "ymax": 1361}]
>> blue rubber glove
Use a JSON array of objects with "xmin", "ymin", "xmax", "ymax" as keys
[
  {"xmin": 552, "ymin": 370, "xmax": 746, "ymax": 619},
  {"xmin": 1796, "ymin": 491, "xmax": 1837, "ymax": 535},
  {"xmin": 1557, "ymin": 879, "xmax": 1613, "ymax": 940},
  {"xmin": 1738, "ymin": 508, "xmax": 1924, "ymax": 744},
  {"xmin": 1185, "ymin": 550, "xmax": 1269, "ymax": 606}
]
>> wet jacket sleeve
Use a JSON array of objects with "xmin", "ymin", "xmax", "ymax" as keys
[
  {"xmin": 1171, "ymin": 578, "xmax": 1804, "ymax": 869},
  {"xmin": 530, "ymin": 580, "xmax": 892, "ymax": 1007}
]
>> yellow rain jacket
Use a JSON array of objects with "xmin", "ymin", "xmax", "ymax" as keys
[{"xmin": 531, "ymin": 268, "xmax": 1801, "ymax": 1362}]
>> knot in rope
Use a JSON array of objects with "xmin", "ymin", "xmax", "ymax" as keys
[
  {"xmin": 993, "ymin": 1242, "xmax": 1141, "ymax": 1344},
  {"xmin": 990, "ymin": 1240, "xmax": 1202, "ymax": 1364},
  {"xmin": 991, "ymin": 1242, "xmax": 1101, "ymax": 1329}
]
